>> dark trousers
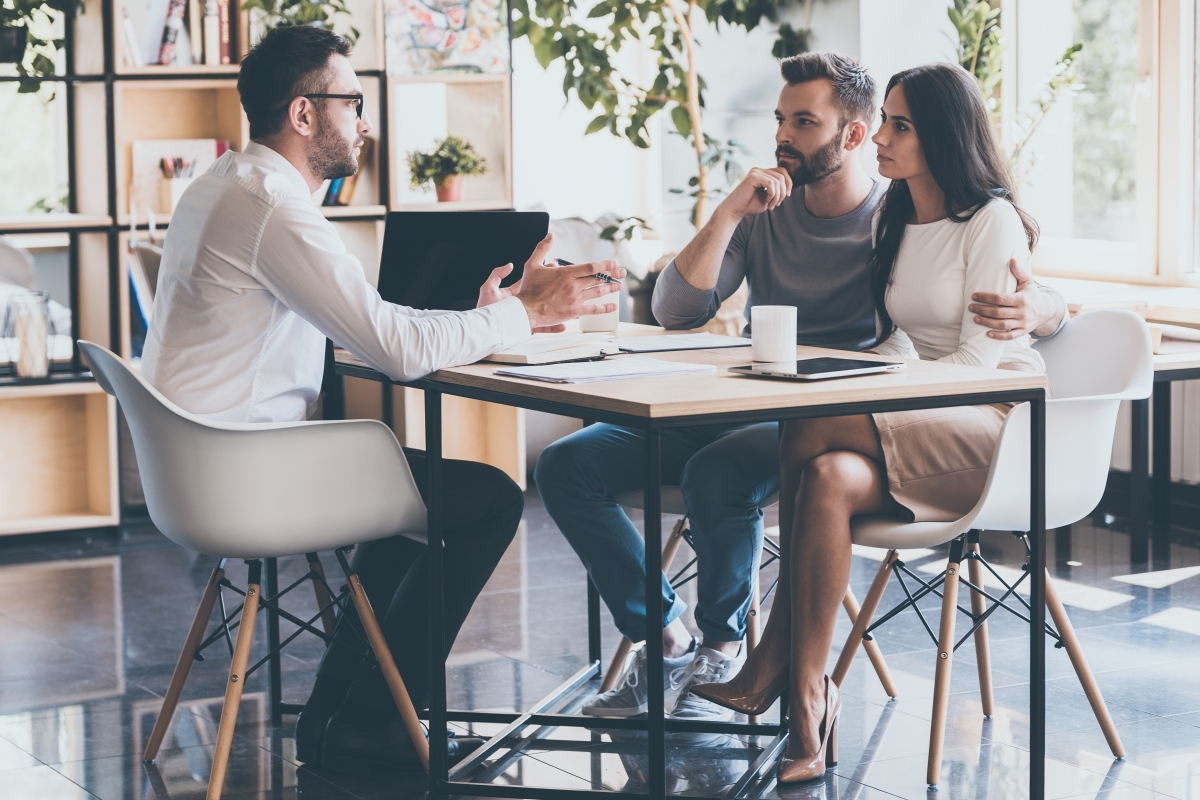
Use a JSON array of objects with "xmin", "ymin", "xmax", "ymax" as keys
[{"xmin": 312, "ymin": 448, "xmax": 523, "ymax": 715}]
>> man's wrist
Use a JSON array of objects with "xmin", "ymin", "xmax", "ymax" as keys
[
  {"xmin": 1030, "ymin": 291, "xmax": 1066, "ymax": 338},
  {"xmin": 516, "ymin": 295, "xmax": 546, "ymax": 330}
]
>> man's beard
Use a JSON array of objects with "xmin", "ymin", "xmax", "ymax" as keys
[
  {"xmin": 776, "ymin": 127, "xmax": 845, "ymax": 185},
  {"xmin": 307, "ymin": 106, "xmax": 361, "ymax": 181}
]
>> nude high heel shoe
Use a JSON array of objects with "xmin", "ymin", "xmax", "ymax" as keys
[
  {"xmin": 778, "ymin": 675, "xmax": 840, "ymax": 784},
  {"xmin": 691, "ymin": 664, "xmax": 787, "ymax": 716}
]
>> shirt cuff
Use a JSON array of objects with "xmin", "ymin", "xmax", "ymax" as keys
[
  {"xmin": 653, "ymin": 260, "xmax": 720, "ymax": 327},
  {"xmin": 1035, "ymin": 284, "xmax": 1069, "ymax": 339},
  {"xmin": 492, "ymin": 296, "xmax": 533, "ymax": 347}
]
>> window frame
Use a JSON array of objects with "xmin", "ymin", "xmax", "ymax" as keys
[{"xmin": 1013, "ymin": 0, "xmax": 1197, "ymax": 286}]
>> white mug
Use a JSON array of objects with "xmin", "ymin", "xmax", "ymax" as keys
[
  {"xmin": 579, "ymin": 291, "xmax": 620, "ymax": 332},
  {"xmin": 751, "ymin": 305, "xmax": 797, "ymax": 362}
]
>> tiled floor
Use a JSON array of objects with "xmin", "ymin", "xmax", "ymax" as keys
[{"xmin": 2, "ymin": 491, "xmax": 1200, "ymax": 799}]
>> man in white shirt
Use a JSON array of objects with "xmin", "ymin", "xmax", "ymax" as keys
[{"xmin": 142, "ymin": 25, "xmax": 624, "ymax": 772}]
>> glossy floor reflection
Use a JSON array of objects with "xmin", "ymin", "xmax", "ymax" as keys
[{"xmin": 2, "ymin": 493, "xmax": 1199, "ymax": 799}]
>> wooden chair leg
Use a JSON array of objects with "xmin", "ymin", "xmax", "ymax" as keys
[
  {"xmin": 144, "ymin": 562, "xmax": 225, "ymax": 762},
  {"xmin": 842, "ymin": 586, "xmax": 899, "ymax": 698},
  {"xmin": 305, "ymin": 553, "xmax": 337, "ymax": 636},
  {"xmin": 345, "ymin": 569, "xmax": 430, "ymax": 773},
  {"xmin": 966, "ymin": 540, "xmax": 994, "ymax": 717},
  {"xmin": 745, "ymin": 577, "xmax": 761, "ymax": 655},
  {"xmin": 600, "ymin": 516, "xmax": 689, "ymax": 694},
  {"xmin": 927, "ymin": 541, "xmax": 965, "ymax": 788},
  {"xmin": 831, "ymin": 551, "xmax": 897, "ymax": 689},
  {"xmin": 207, "ymin": 560, "xmax": 263, "ymax": 800},
  {"xmin": 1045, "ymin": 572, "xmax": 1126, "ymax": 758}
]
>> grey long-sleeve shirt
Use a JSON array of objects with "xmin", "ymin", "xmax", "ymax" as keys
[{"xmin": 653, "ymin": 181, "xmax": 886, "ymax": 351}]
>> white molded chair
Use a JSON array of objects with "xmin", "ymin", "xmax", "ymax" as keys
[
  {"xmin": 79, "ymin": 341, "xmax": 430, "ymax": 798},
  {"xmin": 834, "ymin": 309, "xmax": 1152, "ymax": 786},
  {"xmin": 606, "ymin": 487, "xmax": 898, "ymax": 702}
]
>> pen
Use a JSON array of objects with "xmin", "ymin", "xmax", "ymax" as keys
[{"xmin": 555, "ymin": 258, "xmax": 622, "ymax": 285}]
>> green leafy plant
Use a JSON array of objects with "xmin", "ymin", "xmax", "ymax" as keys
[
  {"xmin": 513, "ymin": 0, "xmax": 810, "ymax": 230},
  {"xmin": 28, "ymin": 192, "xmax": 66, "ymax": 213},
  {"xmin": 405, "ymin": 135, "xmax": 488, "ymax": 189},
  {"xmin": 2, "ymin": 0, "xmax": 84, "ymax": 94},
  {"xmin": 240, "ymin": 0, "xmax": 360, "ymax": 45},
  {"xmin": 949, "ymin": 0, "xmax": 1082, "ymax": 176},
  {"xmin": 599, "ymin": 215, "xmax": 652, "ymax": 242}
]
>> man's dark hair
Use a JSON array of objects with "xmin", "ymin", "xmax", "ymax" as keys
[
  {"xmin": 238, "ymin": 25, "xmax": 352, "ymax": 140},
  {"xmin": 779, "ymin": 52, "xmax": 876, "ymax": 125}
]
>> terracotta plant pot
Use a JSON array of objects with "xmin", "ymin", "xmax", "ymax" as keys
[
  {"xmin": 0, "ymin": 26, "xmax": 28, "ymax": 63},
  {"xmin": 434, "ymin": 175, "xmax": 463, "ymax": 203}
]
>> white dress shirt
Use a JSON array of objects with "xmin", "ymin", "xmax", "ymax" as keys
[
  {"xmin": 872, "ymin": 199, "xmax": 1046, "ymax": 374},
  {"xmin": 142, "ymin": 141, "xmax": 532, "ymax": 423}
]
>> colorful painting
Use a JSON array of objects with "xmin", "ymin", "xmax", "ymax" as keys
[{"xmin": 386, "ymin": 0, "xmax": 510, "ymax": 75}]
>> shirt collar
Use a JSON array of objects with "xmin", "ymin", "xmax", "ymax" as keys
[{"xmin": 243, "ymin": 141, "xmax": 313, "ymax": 196}]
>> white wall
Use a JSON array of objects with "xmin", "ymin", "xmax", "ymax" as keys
[{"xmin": 511, "ymin": 37, "xmax": 663, "ymax": 224}]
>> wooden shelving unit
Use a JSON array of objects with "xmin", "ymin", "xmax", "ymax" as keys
[
  {"xmin": 389, "ymin": 73, "xmax": 513, "ymax": 210},
  {"xmin": 0, "ymin": 379, "xmax": 118, "ymax": 535},
  {"xmin": 1, "ymin": 0, "xmax": 522, "ymax": 523}
]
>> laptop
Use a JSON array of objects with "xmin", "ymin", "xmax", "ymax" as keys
[{"xmin": 376, "ymin": 211, "xmax": 551, "ymax": 311}]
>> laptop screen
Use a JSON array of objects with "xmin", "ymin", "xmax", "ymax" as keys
[{"xmin": 376, "ymin": 211, "xmax": 551, "ymax": 311}]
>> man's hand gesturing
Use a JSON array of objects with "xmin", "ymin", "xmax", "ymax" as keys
[{"xmin": 513, "ymin": 234, "xmax": 625, "ymax": 330}]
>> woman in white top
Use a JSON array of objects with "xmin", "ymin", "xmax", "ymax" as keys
[{"xmin": 695, "ymin": 63, "xmax": 1045, "ymax": 782}]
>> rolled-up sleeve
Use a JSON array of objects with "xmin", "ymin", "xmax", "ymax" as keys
[
  {"xmin": 652, "ymin": 218, "xmax": 751, "ymax": 330},
  {"xmin": 254, "ymin": 198, "xmax": 532, "ymax": 381}
]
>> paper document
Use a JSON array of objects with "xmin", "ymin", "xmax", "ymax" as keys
[
  {"xmin": 495, "ymin": 356, "xmax": 717, "ymax": 384},
  {"xmin": 613, "ymin": 333, "xmax": 751, "ymax": 353}
]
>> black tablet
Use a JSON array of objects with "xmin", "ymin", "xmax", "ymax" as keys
[
  {"xmin": 729, "ymin": 357, "xmax": 906, "ymax": 381},
  {"xmin": 376, "ymin": 210, "xmax": 550, "ymax": 311}
]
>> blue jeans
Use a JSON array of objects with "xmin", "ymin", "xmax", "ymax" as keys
[{"xmin": 534, "ymin": 422, "xmax": 780, "ymax": 643}]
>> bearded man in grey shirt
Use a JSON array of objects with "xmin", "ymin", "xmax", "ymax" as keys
[{"xmin": 535, "ymin": 52, "xmax": 1067, "ymax": 729}]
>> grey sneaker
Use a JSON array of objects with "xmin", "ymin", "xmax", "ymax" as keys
[
  {"xmin": 667, "ymin": 644, "xmax": 746, "ymax": 743},
  {"xmin": 583, "ymin": 641, "xmax": 697, "ymax": 718}
]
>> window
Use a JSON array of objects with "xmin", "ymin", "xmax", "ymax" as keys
[
  {"xmin": 0, "ymin": 83, "xmax": 70, "ymax": 216},
  {"xmin": 1011, "ymin": 0, "xmax": 1200, "ymax": 283},
  {"xmin": 1016, "ymin": 0, "xmax": 1163, "ymax": 279}
]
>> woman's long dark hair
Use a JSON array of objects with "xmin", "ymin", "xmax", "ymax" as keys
[{"xmin": 869, "ymin": 63, "xmax": 1038, "ymax": 345}]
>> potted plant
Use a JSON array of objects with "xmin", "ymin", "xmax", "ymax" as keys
[
  {"xmin": 1, "ymin": 0, "xmax": 83, "ymax": 92},
  {"xmin": 405, "ymin": 136, "xmax": 488, "ymax": 203},
  {"xmin": 240, "ymin": 0, "xmax": 360, "ymax": 45}
]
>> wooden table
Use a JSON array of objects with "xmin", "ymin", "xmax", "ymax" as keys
[{"xmin": 336, "ymin": 341, "xmax": 1050, "ymax": 800}]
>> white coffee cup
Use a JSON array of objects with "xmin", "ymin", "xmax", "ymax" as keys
[
  {"xmin": 751, "ymin": 305, "xmax": 797, "ymax": 362},
  {"xmin": 579, "ymin": 290, "xmax": 620, "ymax": 332}
]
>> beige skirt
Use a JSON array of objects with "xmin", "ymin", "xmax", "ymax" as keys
[{"xmin": 871, "ymin": 404, "xmax": 1010, "ymax": 523}]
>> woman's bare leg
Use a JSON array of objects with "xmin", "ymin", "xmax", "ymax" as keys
[
  {"xmin": 714, "ymin": 416, "xmax": 888, "ymax": 697},
  {"xmin": 777, "ymin": 416, "xmax": 892, "ymax": 757}
]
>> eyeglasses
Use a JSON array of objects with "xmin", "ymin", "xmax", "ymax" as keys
[{"xmin": 303, "ymin": 93, "xmax": 364, "ymax": 118}]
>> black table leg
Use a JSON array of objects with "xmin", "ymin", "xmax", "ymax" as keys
[
  {"xmin": 1030, "ymin": 395, "xmax": 1046, "ymax": 800},
  {"xmin": 644, "ymin": 425, "xmax": 665, "ymax": 796},
  {"xmin": 587, "ymin": 577, "xmax": 601, "ymax": 666},
  {"xmin": 267, "ymin": 557, "xmax": 282, "ymax": 725},
  {"xmin": 1153, "ymin": 383, "xmax": 1172, "ymax": 569},
  {"xmin": 426, "ymin": 389, "xmax": 447, "ymax": 797},
  {"xmin": 1130, "ymin": 398, "xmax": 1150, "ymax": 565}
]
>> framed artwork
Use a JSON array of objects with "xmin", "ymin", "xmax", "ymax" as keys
[{"xmin": 385, "ymin": 0, "xmax": 511, "ymax": 75}]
